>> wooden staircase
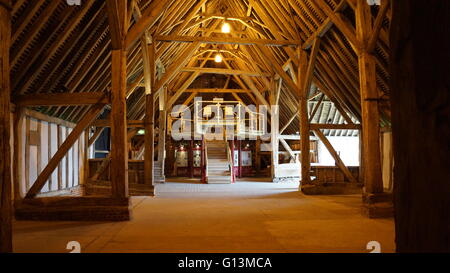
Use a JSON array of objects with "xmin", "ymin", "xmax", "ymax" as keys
[{"xmin": 206, "ymin": 140, "xmax": 232, "ymax": 184}]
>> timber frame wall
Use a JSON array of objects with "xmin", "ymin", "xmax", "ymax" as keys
[
  {"xmin": 11, "ymin": 108, "xmax": 88, "ymax": 199},
  {"xmin": 1, "ymin": 0, "xmax": 448, "ymax": 253}
]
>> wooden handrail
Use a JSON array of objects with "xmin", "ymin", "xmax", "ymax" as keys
[
  {"xmin": 204, "ymin": 143, "xmax": 209, "ymax": 183},
  {"xmin": 225, "ymin": 134, "xmax": 234, "ymax": 183}
]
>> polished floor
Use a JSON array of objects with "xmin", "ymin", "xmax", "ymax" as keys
[{"xmin": 13, "ymin": 181, "xmax": 395, "ymax": 253}]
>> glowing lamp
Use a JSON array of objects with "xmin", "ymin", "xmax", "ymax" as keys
[
  {"xmin": 221, "ymin": 22, "xmax": 231, "ymax": 33},
  {"xmin": 215, "ymin": 53, "xmax": 223, "ymax": 63}
]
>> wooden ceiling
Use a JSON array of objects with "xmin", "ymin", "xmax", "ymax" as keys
[{"xmin": 10, "ymin": 0, "xmax": 392, "ymax": 135}]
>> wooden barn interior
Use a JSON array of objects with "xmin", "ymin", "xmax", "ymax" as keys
[{"xmin": 0, "ymin": 0, "xmax": 448, "ymax": 253}]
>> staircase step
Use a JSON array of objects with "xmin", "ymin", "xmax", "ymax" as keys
[{"xmin": 206, "ymin": 140, "xmax": 232, "ymax": 184}]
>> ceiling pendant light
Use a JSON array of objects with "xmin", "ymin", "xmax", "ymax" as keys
[
  {"xmin": 215, "ymin": 53, "xmax": 223, "ymax": 63},
  {"xmin": 221, "ymin": 21, "xmax": 231, "ymax": 33}
]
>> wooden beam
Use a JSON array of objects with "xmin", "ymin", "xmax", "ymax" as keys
[
  {"xmin": 280, "ymin": 138, "xmax": 296, "ymax": 161},
  {"xmin": 110, "ymin": 49, "xmax": 129, "ymax": 198},
  {"xmin": 241, "ymin": 75, "xmax": 271, "ymax": 108},
  {"xmin": 90, "ymin": 129, "xmax": 139, "ymax": 181},
  {"xmin": 302, "ymin": 0, "xmax": 349, "ymax": 49},
  {"xmin": 310, "ymin": 124, "xmax": 361, "ymax": 130},
  {"xmin": 181, "ymin": 67, "xmax": 270, "ymax": 77},
  {"xmin": 280, "ymin": 109, "xmax": 299, "ymax": 134},
  {"xmin": 390, "ymin": 0, "xmax": 450, "ymax": 251},
  {"xmin": 88, "ymin": 127, "xmax": 105, "ymax": 148},
  {"xmin": 107, "ymin": 0, "xmax": 129, "ymax": 198},
  {"xmin": 92, "ymin": 120, "xmax": 145, "ymax": 128},
  {"xmin": 125, "ymin": 0, "xmax": 174, "ymax": 49},
  {"xmin": 155, "ymin": 42, "xmax": 201, "ymax": 92},
  {"xmin": 13, "ymin": 108, "xmax": 24, "ymax": 200},
  {"xmin": 248, "ymin": 0, "xmax": 299, "ymax": 66},
  {"xmin": 14, "ymin": 92, "xmax": 110, "ymax": 107},
  {"xmin": 184, "ymin": 88, "xmax": 248, "ymax": 93},
  {"xmin": 0, "ymin": 0, "xmax": 12, "ymax": 253},
  {"xmin": 309, "ymin": 94, "xmax": 325, "ymax": 122},
  {"xmin": 166, "ymin": 50, "xmax": 212, "ymax": 109},
  {"xmin": 302, "ymin": 38, "xmax": 321, "ymax": 97},
  {"xmin": 313, "ymin": 129, "xmax": 358, "ymax": 184},
  {"xmin": 315, "ymin": 0, "xmax": 361, "ymax": 54},
  {"xmin": 256, "ymin": 45, "xmax": 299, "ymax": 100},
  {"xmin": 367, "ymin": 0, "xmax": 390, "ymax": 53},
  {"xmin": 356, "ymin": 0, "xmax": 383, "ymax": 194},
  {"xmin": 106, "ymin": 0, "xmax": 128, "ymax": 50},
  {"xmin": 298, "ymin": 49, "xmax": 311, "ymax": 185},
  {"xmin": 25, "ymin": 104, "xmax": 106, "ymax": 198},
  {"xmin": 155, "ymin": 35, "xmax": 301, "ymax": 46},
  {"xmin": 271, "ymin": 106, "xmax": 280, "ymax": 179},
  {"xmin": 157, "ymin": 108, "xmax": 167, "ymax": 180},
  {"xmin": 144, "ymin": 42, "xmax": 156, "ymax": 193},
  {"xmin": 167, "ymin": 72, "xmax": 200, "ymax": 109},
  {"xmin": 299, "ymin": 37, "xmax": 320, "ymax": 186}
]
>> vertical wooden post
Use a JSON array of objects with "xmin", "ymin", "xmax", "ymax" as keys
[
  {"xmin": 201, "ymin": 136, "xmax": 205, "ymax": 183},
  {"xmin": 144, "ymin": 93, "xmax": 154, "ymax": 187},
  {"xmin": 110, "ymin": 49, "xmax": 129, "ymax": 198},
  {"xmin": 144, "ymin": 40, "xmax": 155, "ymax": 193},
  {"xmin": 230, "ymin": 139, "xmax": 235, "ymax": 183},
  {"xmin": 299, "ymin": 38, "xmax": 320, "ymax": 187},
  {"xmin": 271, "ymin": 106, "xmax": 279, "ymax": 181},
  {"xmin": 0, "ymin": 0, "xmax": 12, "ymax": 253},
  {"xmin": 255, "ymin": 138, "xmax": 261, "ymax": 175},
  {"xmin": 237, "ymin": 140, "xmax": 242, "ymax": 178},
  {"xmin": 157, "ymin": 86, "xmax": 167, "ymax": 183},
  {"xmin": 13, "ymin": 108, "xmax": 23, "ymax": 200},
  {"xmin": 356, "ymin": 0, "xmax": 383, "ymax": 194},
  {"xmin": 298, "ymin": 49, "xmax": 311, "ymax": 186},
  {"xmin": 189, "ymin": 140, "xmax": 194, "ymax": 178},
  {"xmin": 108, "ymin": 0, "xmax": 129, "ymax": 198},
  {"xmin": 82, "ymin": 128, "xmax": 90, "ymax": 185},
  {"xmin": 390, "ymin": 0, "xmax": 450, "ymax": 252},
  {"xmin": 157, "ymin": 111, "xmax": 166, "ymax": 182}
]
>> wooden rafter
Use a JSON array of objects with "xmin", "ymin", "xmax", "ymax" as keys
[
  {"xmin": 14, "ymin": 92, "xmax": 110, "ymax": 107},
  {"xmin": 155, "ymin": 35, "xmax": 301, "ymax": 46}
]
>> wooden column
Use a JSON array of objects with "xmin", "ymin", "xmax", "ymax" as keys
[
  {"xmin": 144, "ymin": 41, "xmax": 155, "ymax": 191},
  {"xmin": 108, "ymin": 0, "xmax": 129, "ymax": 198},
  {"xmin": 356, "ymin": 0, "xmax": 383, "ymax": 194},
  {"xmin": 13, "ymin": 108, "xmax": 23, "ymax": 200},
  {"xmin": 237, "ymin": 140, "xmax": 242, "ymax": 178},
  {"xmin": 157, "ymin": 87, "xmax": 166, "ymax": 182},
  {"xmin": 255, "ymin": 138, "xmax": 261, "ymax": 175},
  {"xmin": 390, "ymin": 0, "xmax": 450, "ymax": 252},
  {"xmin": 271, "ymin": 106, "xmax": 279, "ymax": 180},
  {"xmin": 0, "ymin": 0, "xmax": 12, "ymax": 253},
  {"xmin": 144, "ymin": 93, "xmax": 154, "ymax": 187},
  {"xmin": 299, "ymin": 38, "xmax": 320, "ymax": 187},
  {"xmin": 157, "ymin": 113, "xmax": 166, "ymax": 178},
  {"xmin": 298, "ymin": 49, "xmax": 311, "ymax": 185},
  {"xmin": 188, "ymin": 140, "xmax": 194, "ymax": 178},
  {"xmin": 110, "ymin": 49, "xmax": 129, "ymax": 198},
  {"xmin": 230, "ymin": 139, "xmax": 235, "ymax": 183},
  {"xmin": 82, "ymin": 129, "xmax": 90, "ymax": 185},
  {"xmin": 201, "ymin": 136, "xmax": 205, "ymax": 183}
]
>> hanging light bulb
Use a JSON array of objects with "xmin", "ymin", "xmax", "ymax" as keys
[
  {"xmin": 221, "ymin": 21, "xmax": 231, "ymax": 33},
  {"xmin": 215, "ymin": 53, "xmax": 223, "ymax": 63}
]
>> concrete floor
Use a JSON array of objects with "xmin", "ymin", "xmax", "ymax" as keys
[{"xmin": 13, "ymin": 181, "xmax": 396, "ymax": 253}]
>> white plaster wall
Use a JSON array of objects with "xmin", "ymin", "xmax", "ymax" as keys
[{"xmin": 318, "ymin": 136, "xmax": 360, "ymax": 166}]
